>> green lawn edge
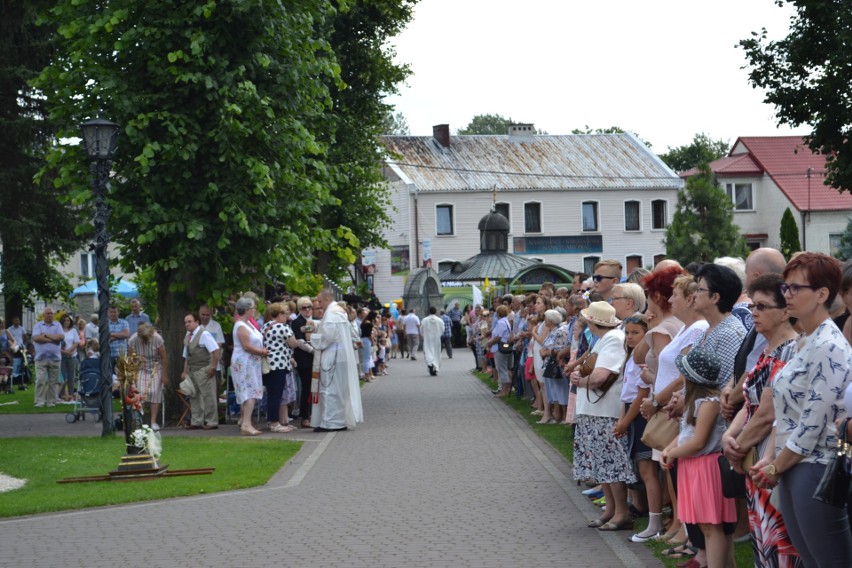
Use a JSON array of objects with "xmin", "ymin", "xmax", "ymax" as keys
[{"xmin": 0, "ymin": 436, "xmax": 301, "ymax": 518}]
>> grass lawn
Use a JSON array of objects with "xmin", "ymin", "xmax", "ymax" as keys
[
  {"xmin": 0, "ymin": 436, "xmax": 301, "ymax": 517},
  {"xmin": 473, "ymin": 369, "xmax": 752, "ymax": 567},
  {"xmin": 0, "ymin": 386, "xmax": 122, "ymax": 415}
]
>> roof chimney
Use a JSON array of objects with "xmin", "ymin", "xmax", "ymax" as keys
[
  {"xmin": 508, "ymin": 123, "xmax": 535, "ymax": 138},
  {"xmin": 433, "ymin": 124, "xmax": 450, "ymax": 148}
]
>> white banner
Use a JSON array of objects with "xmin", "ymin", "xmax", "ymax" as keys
[{"xmin": 472, "ymin": 284, "xmax": 483, "ymax": 309}]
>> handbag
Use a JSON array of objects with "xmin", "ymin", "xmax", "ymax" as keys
[
  {"xmin": 718, "ymin": 454, "xmax": 747, "ymax": 499},
  {"xmin": 543, "ymin": 356, "xmax": 563, "ymax": 379},
  {"xmin": 641, "ymin": 412, "xmax": 679, "ymax": 451},
  {"xmin": 577, "ymin": 351, "xmax": 618, "ymax": 403},
  {"xmin": 813, "ymin": 417, "xmax": 852, "ymax": 508},
  {"xmin": 498, "ymin": 341, "xmax": 513, "ymax": 354}
]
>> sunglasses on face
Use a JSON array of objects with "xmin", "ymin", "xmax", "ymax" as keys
[{"xmin": 592, "ymin": 275, "xmax": 617, "ymax": 282}]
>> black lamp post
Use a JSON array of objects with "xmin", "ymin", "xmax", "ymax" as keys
[{"xmin": 80, "ymin": 118, "xmax": 120, "ymax": 437}]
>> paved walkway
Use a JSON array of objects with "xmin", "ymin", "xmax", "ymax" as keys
[{"xmin": 0, "ymin": 354, "xmax": 660, "ymax": 567}]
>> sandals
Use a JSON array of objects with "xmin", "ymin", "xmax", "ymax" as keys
[
  {"xmin": 269, "ymin": 424, "xmax": 296, "ymax": 433},
  {"xmin": 663, "ymin": 544, "xmax": 697, "ymax": 559},
  {"xmin": 598, "ymin": 519, "xmax": 634, "ymax": 531},
  {"xmin": 240, "ymin": 428, "xmax": 262, "ymax": 436},
  {"xmin": 587, "ymin": 518, "xmax": 611, "ymax": 528}
]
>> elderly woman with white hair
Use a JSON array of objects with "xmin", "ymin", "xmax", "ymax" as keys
[
  {"xmin": 538, "ymin": 309, "xmax": 570, "ymax": 424},
  {"xmin": 231, "ymin": 296, "xmax": 268, "ymax": 435},
  {"xmin": 611, "ymin": 282, "xmax": 646, "ymax": 321},
  {"xmin": 570, "ymin": 301, "xmax": 635, "ymax": 531}
]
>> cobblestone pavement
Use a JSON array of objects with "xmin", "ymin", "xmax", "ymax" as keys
[{"xmin": 0, "ymin": 354, "xmax": 661, "ymax": 567}]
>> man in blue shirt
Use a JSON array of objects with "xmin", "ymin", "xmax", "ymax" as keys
[
  {"xmin": 440, "ymin": 310, "xmax": 453, "ymax": 358},
  {"xmin": 125, "ymin": 299, "xmax": 151, "ymax": 335},
  {"xmin": 32, "ymin": 307, "xmax": 64, "ymax": 407},
  {"xmin": 447, "ymin": 302, "xmax": 462, "ymax": 347},
  {"xmin": 108, "ymin": 305, "xmax": 130, "ymax": 369}
]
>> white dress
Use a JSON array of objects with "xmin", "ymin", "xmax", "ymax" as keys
[{"xmin": 231, "ymin": 320, "xmax": 264, "ymax": 404}]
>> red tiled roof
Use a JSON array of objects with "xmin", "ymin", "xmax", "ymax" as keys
[
  {"xmin": 735, "ymin": 136, "xmax": 852, "ymax": 212},
  {"xmin": 679, "ymin": 153, "xmax": 763, "ymax": 178}
]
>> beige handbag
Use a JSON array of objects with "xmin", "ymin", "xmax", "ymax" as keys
[{"xmin": 641, "ymin": 412, "xmax": 679, "ymax": 451}]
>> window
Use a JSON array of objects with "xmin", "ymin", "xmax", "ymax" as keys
[
  {"xmin": 624, "ymin": 201, "xmax": 640, "ymax": 231},
  {"xmin": 494, "ymin": 203, "xmax": 510, "ymax": 229},
  {"xmin": 651, "ymin": 200, "xmax": 667, "ymax": 229},
  {"xmin": 437, "ymin": 260, "xmax": 456, "ymax": 273},
  {"xmin": 80, "ymin": 253, "xmax": 95, "ymax": 278},
  {"xmin": 583, "ymin": 256, "xmax": 601, "ymax": 275},
  {"xmin": 436, "ymin": 204, "xmax": 454, "ymax": 235},
  {"xmin": 582, "ymin": 201, "xmax": 598, "ymax": 232},
  {"xmin": 626, "ymin": 255, "xmax": 643, "ymax": 274},
  {"xmin": 524, "ymin": 202, "xmax": 542, "ymax": 233},
  {"xmin": 725, "ymin": 183, "xmax": 754, "ymax": 211},
  {"xmin": 830, "ymin": 234, "xmax": 843, "ymax": 258}
]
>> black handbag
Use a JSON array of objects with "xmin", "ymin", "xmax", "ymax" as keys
[
  {"xmin": 717, "ymin": 454, "xmax": 747, "ymax": 499},
  {"xmin": 498, "ymin": 341, "xmax": 513, "ymax": 354},
  {"xmin": 542, "ymin": 356, "xmax": 563, "ymax": 379},
  {"xmin": 813, "ymin": 418, "xmax": 852, "ymax": 508}
]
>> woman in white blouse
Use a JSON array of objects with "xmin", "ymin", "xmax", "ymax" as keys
[{"xmin": 753, "ymin": 252, "xmax": 852, "ymax": 566}]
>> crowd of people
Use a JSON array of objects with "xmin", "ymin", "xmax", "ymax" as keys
[{"xmin": 465, "ymin": 251, "xmax": 852, "ymax": 568}]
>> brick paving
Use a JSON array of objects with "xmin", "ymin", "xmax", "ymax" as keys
[{"xmin": 0, "ymin": 354, "xmax": 661, "ymax": 567}]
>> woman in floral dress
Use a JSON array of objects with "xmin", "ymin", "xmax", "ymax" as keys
[{"xmin": 232, "ymin": 296, "xmax": 267, "ymax": 435}]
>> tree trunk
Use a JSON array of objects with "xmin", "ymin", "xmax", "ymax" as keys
[{"xmin": 156, "ymin": 268, "xmax": 193, "ymax": 424}]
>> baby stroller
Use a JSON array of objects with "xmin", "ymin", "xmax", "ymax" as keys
[{"xmin": 67, "ymin": 357, "xmax": 102, "ymax": 423}]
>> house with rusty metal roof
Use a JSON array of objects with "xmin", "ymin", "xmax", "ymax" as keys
[
  {"xmin": 371, "ymin": 124, "xmax": 683, "ymax": 302},
  {"xmin": 682, "ymin": 136, "xmax": 852, "ymax": 254}
]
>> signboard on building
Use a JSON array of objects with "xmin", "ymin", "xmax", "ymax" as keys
[
  {"xmin": 514, "ymin": 235, "xmax": 603, "ymax": 255},
  {"xmin": 390, "ymin": 245, "xmax": 410, "ymax": 275},
  {"xmin": 422, "ymin": 238, "xmax": 432, "ymax": 268}
]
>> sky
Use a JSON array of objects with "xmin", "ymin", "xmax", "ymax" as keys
[{"xmin": 385, "ymin": 0, "xmax": 811, "ymax": 153}]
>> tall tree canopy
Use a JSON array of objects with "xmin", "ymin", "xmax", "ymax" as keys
[
  {"xmin": 35, "ymin": 0, "xmax": 346, "ymax": 414},
  {"xmin": 312, "ymin": 1, "xmax": 415, "ymax": 278},
  {"xmin": 665, "ymin": 166, "xmax": 748, "ymax": 263},
  {"xmin": 659, "ymin": 133, "xmax": 730, "ymax": 173},
  {"xmin": 0, "ymin": 0, "xmax": 82, "ymax": 317},
  {"xmin": 740, "ymin": 1, "xmax": 852, "ymax": 192},
  {"xmin": 458, "ymin": 114, "xmax": 514, "ymax": 135}
]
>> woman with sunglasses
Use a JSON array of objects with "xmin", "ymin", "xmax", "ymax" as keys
[
  {"xmin": 721, "ymin": 274, "xmax": 802, "ymax": 566},
  {"xmin": 752, "ymin": 252, "xmax": 852, "ymax": 566}
]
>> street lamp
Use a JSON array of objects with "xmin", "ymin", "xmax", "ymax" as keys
[{"xmin": 80, "ymin": 118, "xmax": 120, "ymax": 437}]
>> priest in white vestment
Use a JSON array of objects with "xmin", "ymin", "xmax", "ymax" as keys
[
  {"xmin": 420, "ymin": 306, "xmax": 445, "ymax": 376},
  {"xmin": 309, "ymin": 291, "xmax": 363, "ymax": 431}
]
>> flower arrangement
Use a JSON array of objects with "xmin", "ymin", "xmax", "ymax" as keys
[{"xmin": 129, "ymin": 425, "xmax": 162, "ymax": 459}]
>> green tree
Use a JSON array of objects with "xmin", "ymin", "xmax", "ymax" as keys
[
  {"xmin": 36, "ymin": 0, "xmax": 342, "ymax": 415},
  {"xmin": 665, "ymin": 165, "xmax": 748, "ymax": 263},
  {"xmin": 779, "ymin": 207, "xmax": 802, "ymax": 260},
  {"xmin": 836, "ymin": 218, "xmax": 852, "ymax": 261},
  {"xmin": 571, "ymin": 125, "xmax": 651, "ymax": 147},
  {"xmin": 659, "ymin": 133, "xmax": 730, "ymax": 173},
  {"xmin": 740, "ymin": 1, "xmax": 852, "ymax": 192},
  {"xmin": 458, "ymin": 113, "xmax": 513, "ymax": 135},
  {"xmin": 382, "ymin": 110, "xmax": 410, "ymax": 135},
  {"xmin": 0, "ymin": 0, "xmax": 83, "ymax": 318},
  {"xmin": 312, "ymin": 1, "xmax": 415, "ymax": 279}
]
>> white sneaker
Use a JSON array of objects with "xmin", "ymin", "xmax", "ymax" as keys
[
  {"xmin": 151, "ymin": 423, "xmax": 160, "ymax": 432},
  {"xmin": 34, "ymin": 402, "xmax": 45, "ymax": 408}
]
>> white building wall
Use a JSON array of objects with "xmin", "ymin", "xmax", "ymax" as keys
[
  {"xmin": 724, "ymin": 173, "xmax": 851, "ymax": 254},
  {"xmin": 372, "ymin": 186, "xmax": 678, "ymax": 302}
]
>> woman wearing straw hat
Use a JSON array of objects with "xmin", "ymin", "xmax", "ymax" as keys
[{"xmin": 570, "ymin": 301, "xmax": 636, "ymax": 531}]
